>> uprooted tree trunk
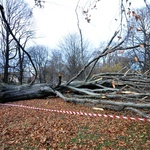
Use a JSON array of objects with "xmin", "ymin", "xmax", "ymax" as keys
[{"xmin": 0, "ymin": 83, "xmax": 56, "ymax": 102}]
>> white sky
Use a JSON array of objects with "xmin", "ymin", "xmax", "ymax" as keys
[{"xmin": 25, "ymin": 0, "xmax": 146, "ymax": 49}]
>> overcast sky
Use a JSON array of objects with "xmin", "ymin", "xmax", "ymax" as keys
[{"xmin": 25, "ymin": 0, "xmax": 146, "ymax": 49}]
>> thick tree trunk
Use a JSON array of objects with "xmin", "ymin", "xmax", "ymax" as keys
[{"xmin": 0, "ymin": 83, "xmax": 55, "ymax": 103}]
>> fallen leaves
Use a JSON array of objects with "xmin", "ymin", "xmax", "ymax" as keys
[{"xmin": 0, "ymin": 98, "xmax": 150, "ymax": 149}]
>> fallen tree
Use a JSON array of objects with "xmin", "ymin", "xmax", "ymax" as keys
[
  {"xmin": 0, "ymin": 4, "xmax": 150, "ymax": 119},
  {"xmin": 0, "ymin": 72, "xmax": 150, "ymax": 119},
  {"xmin": 0, "ymin": 83, "xmax": 56, "ymax": 102}
]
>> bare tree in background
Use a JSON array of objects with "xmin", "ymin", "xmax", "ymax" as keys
[
  {"xmin": 0, "ymin": 0, "xmax": 35, "ymax": 84},
  {"xmin": 46, "ymin": 50, "xmax": 64, "ymax": 85},
  {"xmin": 27, "ymin": 45, "xmax": 49, "ymax": 83},
  {"xmin": 58, "ymin": 33, "xmax": 91, "ymax": 80},
  {"xmin": 125, "ymin": 6, "xmax": 150, "ymax": 73}
]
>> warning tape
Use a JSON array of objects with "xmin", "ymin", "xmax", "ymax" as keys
[{"xmin": 0, "ymin": 103, "xmax": 150, "ymax": 122}]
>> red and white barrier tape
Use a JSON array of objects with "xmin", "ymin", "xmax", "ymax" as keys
[{"xmin": 0, "ymin": 103, "xmax": 150, "ymax": 122}]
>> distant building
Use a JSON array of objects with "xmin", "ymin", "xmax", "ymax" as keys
[{"xmin": 0, "ymin": 71, "xmax": 31, "ymax": 84}]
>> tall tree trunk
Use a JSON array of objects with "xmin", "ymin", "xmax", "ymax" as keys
[
  {"xmin": 3, "ymin": 29, "xmax": 9, "ymax": 83},
  {"xmin": 143, "ymin": 33, "xmax": 150, "ymax": 74},
  {"xmin": 18, "ymin": 45, "xmax": 23, "ymax": 85}
]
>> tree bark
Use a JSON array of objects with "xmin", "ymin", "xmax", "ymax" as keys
[{"xmin": 0, "ymin": 83, "xmax": 55, "ymax": 103}]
